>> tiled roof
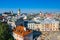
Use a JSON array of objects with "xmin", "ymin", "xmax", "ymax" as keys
[
  {"xmin": 13, "ymin": 26, "xmax": 32, "ymax": 37},
  {"xmin": 0, "ymin": 16, "xmax": 4, "ymax": 18}
]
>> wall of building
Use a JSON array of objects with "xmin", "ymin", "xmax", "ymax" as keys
[
  {"xmin": 28, "ymin": 23, "xmax": 35, "ymax": 29},
  {"xmin": 24, "ymin": 33, "xmax": 33, "ymax": 40},
  {"xmin": 27, "ymin": 22, "xmax": 59, "ymax": 31},
  {"xmin": 13, "ymin": 32, "xmax": 23, "ymax": 40}
]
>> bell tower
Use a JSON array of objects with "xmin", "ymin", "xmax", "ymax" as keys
[{"xmin": 17, "ymin": 9, "xmax": 20, "ymax": 16}]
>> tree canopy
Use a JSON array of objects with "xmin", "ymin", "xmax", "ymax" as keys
[{"xmin": 0, "ymin": 22, "xmax": 14, "ymax": 40}]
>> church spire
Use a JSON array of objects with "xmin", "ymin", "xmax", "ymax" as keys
[{"xmin": 17, "ymin": 9, "xmax": 20, "ymax": 16}]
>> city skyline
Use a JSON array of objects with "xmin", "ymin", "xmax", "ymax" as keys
[
  {"xmin": 0, "ymin": 0, "xmax": 60, "ymax": 13},
  {"xmin": 0, "ymin": 8, "xmax": 60, "ymax": 13}
]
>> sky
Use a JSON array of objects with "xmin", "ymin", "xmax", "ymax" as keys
[{"xmin": 0, "ymin": 0, "xmax": 60, "ymax": 13}]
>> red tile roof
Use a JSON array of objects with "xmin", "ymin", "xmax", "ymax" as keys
[{"xmin": 13, "ymin": 26, "xmax": 32, "ymax": 37}]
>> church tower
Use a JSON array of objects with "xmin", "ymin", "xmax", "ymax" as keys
[
  {"xmin": 11, "ymin": 11, "xmax": 13, "ymax": 15},
  {"xmin": 40, "ymin": 11, "xmax": 42, "ymax": 16},
  {"xmin": 39, "ymin": 11, "xmax": 44, "ymax": 17},
  {"xmin": 17, "ymin": 9, "xmax": 20, "ymax": 16}
]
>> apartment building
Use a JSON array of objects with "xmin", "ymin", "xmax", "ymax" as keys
[
  {"xmin": 28, "ymin": 21, "xmax": 35, "ymax": 30},
  {"xmin": 12, "ymin": 25, "xmax": 33, "ymax": 40}
]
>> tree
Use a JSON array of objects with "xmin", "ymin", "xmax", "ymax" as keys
[{"xmin": 0, "ymin": 22, "xmax": 14, "ymax": 40}]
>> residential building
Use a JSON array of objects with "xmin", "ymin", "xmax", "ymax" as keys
[
  {"xmin": 2, "ymin": 12, "xmax": 14, "ymax": 22},
  {"xmin": 7, "ymin": 16, "xmax": 17, "ymax": 29},
  {"xmin": 27, "ymin": 21, "xmax": 35, "ymax": 30},
  {"xmin": 34, "ymin": 23, "xmax": 44, "ymax": 31},
  {"xmin": 27, "ymin": 15, "xmax": 59, "ymax": 31},
  {"xmin": 0, "ymin": 16, "xmax": 5, "ymax": 22},
  {"xmin": 42, "ymin": 18, "xmax": 59, "ymax": 31},
  {"xmin": 7, "ymin": 19, "xmax": 16, "ymax": 29},
  {"xmin": 27, "ymin": 20, "xmax": 43, "ymax": 31},
  {"xmin": 22, "ymin": 14, "xmax": 27, "ymax": 20},
  {"xmin": 2, "ymin": 12, "xmax": 13, "ymax": 17},
  {"xmin": 15, "ymin": 18, "xmax": 24, "ymax": 26},
  {"xmin": 23, "ymin": 20, "xmax": 28, "ymax": 27},
  {"xmin": 33, "ymin": 16, "xmax": 44, "ymax": 22},
  {"xmin": 12, "ymin": 25, "xmax": 33, "ymax": 40},
  {"xmin": 39, "ymin": 13, "xmax": 59, "ymax": 31}
]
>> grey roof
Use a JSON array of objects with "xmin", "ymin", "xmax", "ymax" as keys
[
  {"xmin": 41, "ymin": 18, "xmax": 59, "ymax": 24},
  {"xmin": 28, "ymin": 20, "xmax": 36, "ymax": 23},
  {"xmin": 33, "ymin": 30, "xmax": 42, "ymax": 39}
]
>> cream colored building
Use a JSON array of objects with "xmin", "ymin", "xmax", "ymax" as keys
[
  {"xmin": 27, "ymin": 21, "xmax": 44, "ymax": 31},
  {"xmin": 28, "ymin": 18, "xmax": 59, "ymax": 31},
  {"xmin": 28, "ymin": 21, "xmax": 35, "ymax": 30},
  {"xmin": 28, "ymin": 13, "xmax": 59, "ymax": 31},
  {"xmin": 43, "ymin": 17, "xmax": 59, "ymax": 31}
]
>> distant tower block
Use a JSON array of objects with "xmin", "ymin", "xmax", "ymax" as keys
[{"xmin": 17, "ymin": 9, "xmax": 21, "ymax": 16}]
